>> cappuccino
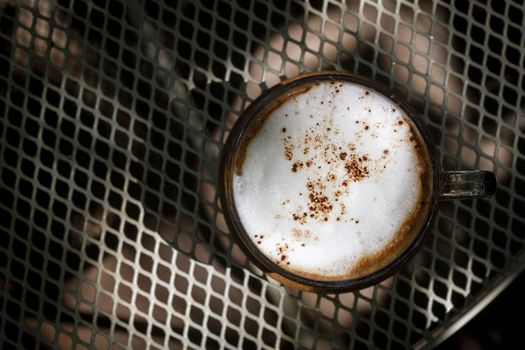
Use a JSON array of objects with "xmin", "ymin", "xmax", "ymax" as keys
[{"xmin": 232, "ymin": 80, "xmax": 431, "ymax": 281}]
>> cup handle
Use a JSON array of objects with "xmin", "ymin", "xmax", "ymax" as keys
[{"xmin": 439, "ymin": 171, "xmax": 497, "ymax": 200}]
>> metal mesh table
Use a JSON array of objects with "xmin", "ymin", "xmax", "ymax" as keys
[{"xmin": 1, "ymin": 0, "xmax": 524, "ymax": 348}]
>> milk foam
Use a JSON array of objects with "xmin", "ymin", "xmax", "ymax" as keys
[{"xmin": 233, "ymin": 81, "xmax": 429, "ymax": 280}]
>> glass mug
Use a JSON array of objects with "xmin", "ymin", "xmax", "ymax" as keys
[{"xmin": 219, "ymin": 71, "xmax": 497, "ymax": 292}]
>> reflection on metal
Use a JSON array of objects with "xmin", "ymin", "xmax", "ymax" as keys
[{"xmin": 0, "ymin": 0, "xmax": 524, "ymax": 348}]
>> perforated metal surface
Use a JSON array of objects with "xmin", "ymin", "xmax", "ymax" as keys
[{"xmin": 0, "ymin": 0, "xmax": 524, "ymax": 348}]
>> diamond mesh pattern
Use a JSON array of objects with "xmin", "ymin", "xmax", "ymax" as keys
[{"xmin": 0, "ymin": 0, "xmax": 524, "ymax": 348}]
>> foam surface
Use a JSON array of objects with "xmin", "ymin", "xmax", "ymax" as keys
[{"xmin": 233, "ymin": 81, "xmax": 429, "ymax": 280}]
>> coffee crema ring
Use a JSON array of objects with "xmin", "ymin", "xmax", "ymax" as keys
[{"xmin": 230, "ymin": 76, "xmax": 432, "ymax": 282}]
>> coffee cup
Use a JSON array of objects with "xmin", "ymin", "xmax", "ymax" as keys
[{"xmin": 219, "ymin": 71, "xmax": 497, "ymax": 292}]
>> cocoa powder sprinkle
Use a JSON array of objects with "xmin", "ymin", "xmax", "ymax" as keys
[
  {"xmin": 293, "ymin": 179, "xmax": 334, "ymax": 222},
  {"xmin": 344, "ymin": 154, "xmax": 370, "ymax": 182},
  {"xmin": 284, "ymin": 146, "xmax": 293, "ymax": 161},
  {"xmin": 292, "ymin": 161, "xmax": 304, "ymax": 172}
]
